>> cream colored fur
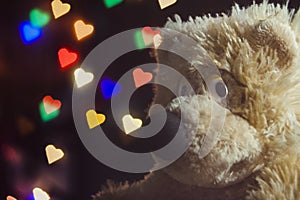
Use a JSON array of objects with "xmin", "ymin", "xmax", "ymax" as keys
[{"xmin": 94, "ymin": 1, "xmax": 300, "ymax": 199}]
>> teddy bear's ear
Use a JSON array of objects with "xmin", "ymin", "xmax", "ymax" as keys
[{"xmin": 291, "ymin": 8, "xmax": 300, "ymax": 43}]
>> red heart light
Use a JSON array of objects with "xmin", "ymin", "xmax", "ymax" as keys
[
  {"xmin": 142, "ymin": 26, "xmax": 160, "ymax": 36},
  {"xmin": 58, "ymin": 48, "xmax": 78, "ymax": 69}
]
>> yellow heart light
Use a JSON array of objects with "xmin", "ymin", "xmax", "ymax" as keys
[
  {"xmin": 45, "ymin": 144, "xmax": 64, "ymax": 164},
  {"xmin": 74, "ymin": 68, "xmax": 94, "ymax": 88},
  {"xmin": 86, "ymin": 110, "xmax": 106, "ymax": 129},
  {"xmin": 74, "ymin": 20, "xmax": 94, "ymax": 40},
  {"xmin": 122, "ymin": 114, "xmax": 142, "ymax": 134},
  {"xmin": 158, "ymin": 0, "xmax": 177, "ymax": 9},
  {"xmin": 32, "ymin": 188, "xmax": 50, "ymax": 200},
  {"xmin": 51, "ymin": 0, "xmax": 71, "ymax": 19}
]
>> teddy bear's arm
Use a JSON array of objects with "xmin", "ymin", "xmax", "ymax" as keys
[{"xmin": 93, "ymin": 170, "xmax": 258, "ymax": 200}]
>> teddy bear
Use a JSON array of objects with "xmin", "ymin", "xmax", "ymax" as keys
[{"xmin": 94, "ymin": 1, "xmax": 300, "ymax": 199}]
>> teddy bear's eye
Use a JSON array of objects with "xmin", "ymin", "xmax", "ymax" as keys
[
  {"xmin": 215, "ymin": 81, "xmax": 228, "ymax": 98},
  {"xmin": 210, "ymin": 77, "xmax": 228, "ymax": 99}
]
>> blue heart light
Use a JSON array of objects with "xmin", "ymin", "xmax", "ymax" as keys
[
  {"xmin": 100, "ymin": 78, "xmax": 121, "ymax": 99},
  {"xmin": 20, "ymin": 22, "xmax": 42, "ymax": 44}
]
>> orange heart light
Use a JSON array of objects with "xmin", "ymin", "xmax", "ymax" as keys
[{"xmin": 74, "ymin": 20, "xmax": 94, "ymax": 40}]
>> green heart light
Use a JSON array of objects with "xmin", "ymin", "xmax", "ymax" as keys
[
  {"xmin": 29, "ymin": 8, "xmax": 50, "ymax": 28},
  {"xmin": 103, "ymin": 0, "xmax": 123, "ymax": 8},
  {"xmin": 39, "ymin": 102, "xmax": 59, "ymax": 122},
  {"xmin": 134, "ymin": 29, "xmax": 146, "ymax": 49}
]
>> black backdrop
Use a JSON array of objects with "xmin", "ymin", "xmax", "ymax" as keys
[{"xmin": 1, "ymin": 0, "xmax": 299, "ymax": 199}]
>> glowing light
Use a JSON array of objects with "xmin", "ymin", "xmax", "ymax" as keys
[
  {"xmin": 42, "ymin": 96, "xmax": 61, "ymax": 114},
  {"xmin": 29, "ymin": 9, "xmax": 50, "ymax": 28},
  {"xmin": 134, "ymin": 30, "xmax": 145, "ymax": 49},
  {"xmin": 158, "ymin": 0, "xmax": 177, "ymax": 9},
  {"xmin": 58, "ymin": 48, "xmax": 78, "ymax": 69},
  {"xmin": 86, "ymin": 110, "xmax": 106, "ymax": 129},
  {"xmin": 100, "ymin": 78, "xmax": 121, "ymax": 99},
  {"xmin": 153, "ymin": 34, "xmax": 162, "ymax": 48},
  {"xmin": 17, "ymin": 116, "xmax": 35, "ymax": 135},
  {"xmin": 103, "ymin": 0, "xmax": 123, "ymax": 8},
  {"xmin": 6, "ymin": 195, "xmax": 17, "ymax": 200},
  {"xmin": 142, "ymin": 27, "xmax": 160, "ymax": 46},
  {"xmin": 134, "ymin": 27, "xmax": 160, "ymax": 49},
  {"xmin": 74, "ymin": 68, "xmax": 94, "ymax": 88},
  {"xmin": 39, "ymin": 96, "xmax": 61, "ymax": 122},
  {"xmin": 19, "ymin": 22, "xmax": 42, "ymax": 44},
  {"xmin": 39, "ymin": 103, "xmax": 59, "ymax": 122},
  {"xmin": 45, "ymin": 144, "xmax": 64, "ymax": 164},
  {"xmin": 74, "ymin": 20, "xmax": 94, "ymax": 40},
  {"xmin": 2, "ymin": 145, "xmax": 21, "ymax": 164},
  {"xmin": 51, "ymin": 0, "xmax": 71, "ymax": 19},
  {"xmin": 122, "ymin": 114, "xmax": 142, "ymax": 134},
  {"xmin": 133, "ymin": 68, "xmax": 153, "ymax": 88},
  {"xmin": 32, "ymin": 188, "xmax": 50, "ymax": 200}
]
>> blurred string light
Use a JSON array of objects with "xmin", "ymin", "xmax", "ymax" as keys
[
  {"xmin": 74, "ymin": 20, "xmax": 94, "ymax": 40},
  {"xmin": 19, "ymin": 22, "xmax": 42, "ymax": 44},
  {"xmin": 158, "ymin": 0, "xmax": 177, "ymax": 9},
  {"xmin": 45, "ymin": 144, "xmax": 64, "ymax": 165},
  {"xmin": 122, "ymin": 114, "xmax": 142, "ymax": 134},
  {"xmin": 103, "ymin": 0, "xmax": 123, "ymax": 8},
  {"xmin": 29, "ymin": 9, "xmax": 50, "ymax": 28},
  {"xmin": 132, "ymin": 68, "xmax": 153, "ymax": 88},
  {"xmin": 86, "ymin": 110, "xmax": 106, "ymax": 129},
  {"xmin": 58, "ymin": 48, "xmax": 78, "ymax": 69},
  {"xmin": 51, "ymin": 0, "xmax": 71, "ymax": 19},
  {"xmin": 32, "ymin": 187, "xmax": 50, "ymax": 200},
  {"xmin": 17, "ymin": 116, "xmax": 35, "ymax": 135},
  {"xmin": 141, "ymin": 27, "xmax": 160, "ymax": 46},
  {"xmin": 6, "ymin": 195, "xmax": 17, "ymax": 200},
  {"xmin": 100, "ymin": 78, "xmax": 121, "ymax": 99},
  {"xmin": 2, "ymin": 145, "xmax": 22, "ymax": 164},
  {"xmin": 134, "ymin": 27, "xmax": 160, "ymax": 49},
  {"xmin": 153, "ymin": 33, "xmax": 162, "ymax": 48},
  {"xmin": 15, "ymin": 0, "xmax": 176, "ymax": 198},
  {"xmin": 39, "ymin": 96, "xmax": 61, "ymax": 122},
  {"xmin": 20, "ymin": 8, "xmax": 51, "ymax": 44},
  {"xmin": 74, "ymin": 68, "xmax": 94, "ymax": 88},
  {"xmin": 20, "ymin": 0, "xmax": 73, "ymax": 44}
]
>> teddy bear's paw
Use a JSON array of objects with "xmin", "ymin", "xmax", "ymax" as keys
[
  {"xmin": 246, "ymin": 156, "xmax": 300, "ymax": 200},
  {"xmin": 164, "ymin": 95, "xmax": 264, "ymax": 188},
  {"xmin": 246, "ymin": 132, "xmax": 300, "ymax": 199}
]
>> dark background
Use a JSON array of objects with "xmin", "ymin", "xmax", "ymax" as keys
[{"xmin": 1, "ymin": 0, "xmax": 299, "ymax": 199}]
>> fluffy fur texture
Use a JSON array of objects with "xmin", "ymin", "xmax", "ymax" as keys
[{"xmin": 94, "ymin": 1, "xmax": 300, "ymax": 199}]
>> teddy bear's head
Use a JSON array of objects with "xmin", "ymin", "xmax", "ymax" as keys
[{"xmin": 153, "ymin": 1, "xmax": 300, "ymax": 188}]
